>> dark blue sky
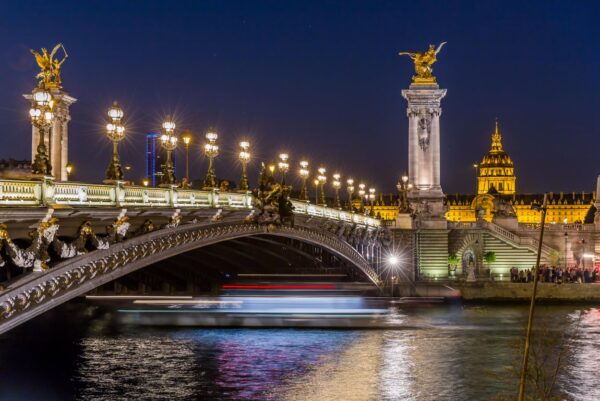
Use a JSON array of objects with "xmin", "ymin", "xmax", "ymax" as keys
[{"xmin": 1, "ymin": 0, "xmax": 599, "ymax": 194}]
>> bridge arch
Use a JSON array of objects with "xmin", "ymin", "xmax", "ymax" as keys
[{"xmin": 0, "ymin": 219, "xmax": 381, "ymax": 334}]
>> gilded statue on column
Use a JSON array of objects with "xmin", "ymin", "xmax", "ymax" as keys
[
  {"xmin": 30, "ymin": 43, "xmax": 68, "ymax": 89},
  {"xmin": 399, "ymin": 42, "xmax": 446, "ymax": 84}
]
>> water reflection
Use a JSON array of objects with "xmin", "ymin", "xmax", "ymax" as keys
[{"xmin": 2, "ymin": 303, "xmax": 600, "ymax": 400}]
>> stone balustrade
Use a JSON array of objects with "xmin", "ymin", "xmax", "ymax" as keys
[
  {"xmin": 0, "ymin": 179, "xmax": 381, "ymax": 227},
  {"xmin": 290, "ymin": 200, "xmax": 380, "ymax": 227}
]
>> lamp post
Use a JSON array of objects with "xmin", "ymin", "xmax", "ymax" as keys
[
  {"xmin": 332, "ymin": 173, "xmax": 342, "ymax": 209},
  {"xmin": 397, "ymin": 173, "xmax": 412, "ymax": 213},
  {"xmin": 564, "ymin": 232, "xmax": 569, "ymax": 268},
  {"xmin": 278, "ymin": 153, "xmax": 289, "ymax": 185},
  {"xmin": 299, "ymin": 161, "xmax": 309, "ymax": 201},
  {"xmin": 387, "ymin": 255, "xmax": 400, "ymax": 298},
  {"xmin": 182, "ymin": 129, "xmax": 192, "ymax": 186},
  {"xmin": 473, "ymin": 163, "xmax": 479, "ymax": 193},
  {"xmin": 346, "ymin": 178, "xmax": 354, "ymax": 211},
  {"xmin": 104, "ymin": 101, "xmax": 125, "ymax": 182},
  {"xmin": 142, "ymin": 177, "xmax": 149, "ymax": 187},
  {"xmin": 30, "ymin": 87, "xmax": 54, "ymax": 176},
  {"xmin": 203, "ymin": 130, "xmax": 219, "ymax": 189},
  {"xmin": 313, "ymin": 179, "xmax": 319, "ymax": 204},
  {"xmin": 238, "ymin": 141, "xmax": 250, "ymax": 191},
  {"xmin": 66, "ymin": 163, "xmax": 73, "ymax": 179},
  {"xmin": 369, "ymin": 188, "xmax": 376, "ymax": 217},
  {"xmin": 317, "ymin": 167, "xmax": 327, "ymax": 206},
  {"xmin": 159, "ymin": 118, "xmax": 178, "ymax": 186},
  {"xmin": 358, "ymin": 183, "xmax": 366, "ymax": 213}
]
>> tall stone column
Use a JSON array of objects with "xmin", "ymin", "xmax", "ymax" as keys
[
  {"xmin": 402, "ymin": 83, "xmax": 447, "ymax": 222},
  {"xmin": 594, "ymin": 175, "xmax": 600, "ymax": 229},
  {"xmin": 24, "ymin": 90, "xmax": 76, "ymax": 181}
]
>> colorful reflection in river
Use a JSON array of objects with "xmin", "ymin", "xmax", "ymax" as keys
[{"xmin": 3, "ymin": 303, "xmax": 600, "ymax": 400}]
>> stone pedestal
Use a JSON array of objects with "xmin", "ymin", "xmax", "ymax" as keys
[
  {"xmin": 25, "ymin": 89, "xmax": 77, "ymax": 182},
  {"xmin": 402, "ymin": 83, "xmax": 447, "ymax": 222},
  {"xmin": 395, "ymin": 212, "xmax": 413, "ymax": 229}
]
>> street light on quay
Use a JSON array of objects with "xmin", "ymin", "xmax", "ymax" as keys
[
  {"xmin": 278, "ymin": 153, "xmax": 289, "ymax": 185},
  {"xmin": 30, "ymin": 87, "xmax": 54, "ymax": 176},
  {"xmin": 159, "ymin": 117, "xmax": 178, "ymax": 187},
  {"xmin": 368, "ymin": 187, "xmax": 376, "ymax": 217},
  {"xmin": 387, "ymin": 254, "xmax": 400, "ymax": 298},
  {"xmin": 104, "ymin": 101, "xmax": 125, "ymax": 182},
  {"xmin": 181, "ymin": 129, "xmax": 192, "ymax": 187},
  {"xmin": 473, "ymin": 163, "xmax": 479, "ymax": 193},
  {"xmin": 397, "ymin": 173, "xmax": 412, "ymax": 213},
  {"xmin": 203, "ymin": 129, "xmax": 219, "ymax": 189},
  {"xmin": 346, "ymin": 178, "xmax": 354, "ymax": 211},
  {"xmin": 332, "ymin": 173, "xmax": 341, "ymax": 209},
  {"xmin": 317, "ymin": 167, "xmax": 327, "ymax": 206},
  {"xmin": 238, "ymin": 141, "xmax": 250, "ymax": 191},
  {"xmin": 358, "ymin": 183, "xmax": 366, "ymax": 213},
  {"xmin": 299, "ymin": 161, "xmax": 309, "ymax": 201},
  {"xmin": 313, "ymin": 178, "xmax": 320, "ymax": 205}
]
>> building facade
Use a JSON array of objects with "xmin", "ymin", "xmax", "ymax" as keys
[{"xmin": 372, "ymin": 121, "xmax": 596, "ymax": 226}]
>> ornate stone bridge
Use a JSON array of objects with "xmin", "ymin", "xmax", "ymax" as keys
[{"xmin": 0, "ymin": 179, "xmax": 387, "ymax": 334}]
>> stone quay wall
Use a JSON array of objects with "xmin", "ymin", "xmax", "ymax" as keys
[{"xmin": 396, "ymin": 282, "xmax": 600, "ymax": 301}]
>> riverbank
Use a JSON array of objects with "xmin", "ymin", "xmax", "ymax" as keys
[{"xmin": 396, "ymin": 281, "xmax": 600, "ymax": 302}]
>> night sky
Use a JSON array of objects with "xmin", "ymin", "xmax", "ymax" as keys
[{"xmin": 1, "ymin": 1, "xmax": 599, "ymax": 194}]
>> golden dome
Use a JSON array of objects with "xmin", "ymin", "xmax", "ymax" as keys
[{"xmin": 479, "ymin": 119, "xmax": 514, "ymax": 176}]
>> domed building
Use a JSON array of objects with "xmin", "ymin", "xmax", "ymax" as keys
[
  {"xmin": 370, "ymin": 120, "xmax": 595, "ymax": 226},
  {"xmin": 476, "ymin": 120, "xmax": 515, "ymax": 195},
  {"xmin": 445, "ymin": 120, "xmax": 594, "ymax": 224}
]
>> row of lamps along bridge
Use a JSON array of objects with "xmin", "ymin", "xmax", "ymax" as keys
[{"xmin": 29, "ymin": 91, "xmax": 413, "ymax": 215}]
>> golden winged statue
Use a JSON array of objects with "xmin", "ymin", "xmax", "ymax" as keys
[
  {"xmin": 399, "ymin": 42, "xmax": 446, "ymax": 84},
  {"xmin": 31, "ymin": 43, "xmax": 68, "ymax": 89}
]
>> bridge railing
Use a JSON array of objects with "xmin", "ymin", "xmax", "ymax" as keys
[
  {"xmin": 0, "ymin": 179, "xmax": 381, "ymax": 226},
  {"xmin": 0, "ymin": 179, "xmax": 253, "ymax": 210},
  {"xmin": 290, "ymin": 200, "xmax": 380, "ymax": 227},
  {"xmin": 0, "ymin": 179, "xmax": 41, "ymax": 206}
]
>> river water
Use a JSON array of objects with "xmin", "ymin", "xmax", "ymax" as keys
[{"xmin": 1, "ymin": 300, "xmax": 599, "ymax": 401}]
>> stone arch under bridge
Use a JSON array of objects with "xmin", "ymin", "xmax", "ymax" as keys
[{"xmin": 0, "ymin": 216, "xmax": 383, "ymax": 335}]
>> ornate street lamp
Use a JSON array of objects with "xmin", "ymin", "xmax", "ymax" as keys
[
  {"xmin": 238, "ymin": 141, "xmax": 250, "ymax": 191},
  {"xmin": 30, "ymin": 87, "xmax": 54, "ymax": 176},
  {"xmin": 203, "ymin": 129, "xmax": 219, "ymax": 189},
  {"xmin": 346, "ymin": 178, "xmax": 354, "ymax": 210},
  {"xmin": 142, "ymin": 177, "xmax": 150, "ymax": 187},
  {"xmin": 66, "ymin": 162, "xmax": 73, "ymax": 179},
  {"xmin": 396, "ymin": 173, "xmax": 413, "ymax": 213},
  {"xmin": 332, "ymin": 173, "xmax": 342, "ymax": 209},
  {"xmin": 369, "ymin": 187, "xmax": 376, "ymax": 217},
  {"xmin": 278, "ymin": 153, "xmax": 289, "ymax": 185},
  {"xmin": 313, "ymin": 178, "xmax": 320, "ymax": 204},
  {"xmin": 104, "ymin": 101, "xmax": 125, "ymax": 182},
  {"xmin": 317, "ymin": 167, "xmax": 327, "ymax": 206},
  {"xmin": 358, "ymin": 183, "xmax": 366, "ymax": 213},
  {"xmin": 299, "ymin": 161, "xmax": 309, "ymax": 201},
  {"xmin": 159, "ymin": 118, "xmax": 178, "ymax": 186},
  {"xmin": 473, "ymin": 163, "xmax": 479, "ymax": 193},
  {"xmin": 182, "ymin": 129, "xmax": 192, "ymax": 186}
]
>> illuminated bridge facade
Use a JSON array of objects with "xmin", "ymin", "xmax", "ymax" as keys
[{"xmin": 0, "ymin": 179, "xmax": 388, "ymax": 334}]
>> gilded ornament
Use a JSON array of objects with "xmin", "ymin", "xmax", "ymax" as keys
[
  {"xmin": 30, "ymin": 43, "xmax": 68, "ymax": 89},
  {"xmin": 399, "ymin": 42, "xmax": 446, "ymax": 84}
]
